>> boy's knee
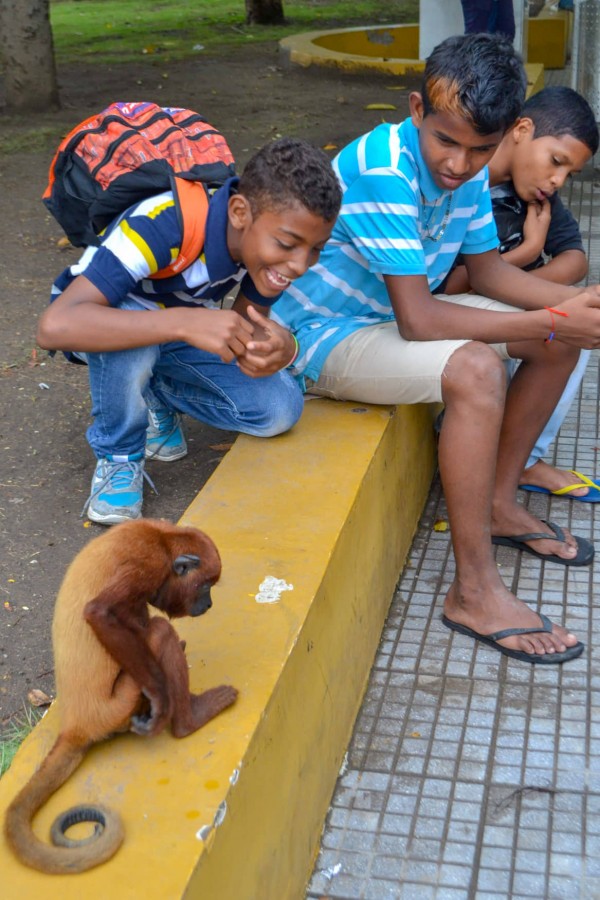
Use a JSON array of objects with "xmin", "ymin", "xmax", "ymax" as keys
[
  {"xmin": 442, "ymin": 342, "xmax": 506, "ymax": 403},
  {"xmin": 251, "ymin": 373, "xmax": 304, "ymax": 437}
]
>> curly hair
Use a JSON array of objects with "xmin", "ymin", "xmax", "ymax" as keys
[
  {"xmin": 422, "ymin": 33, "xmax": 527, "ymax": 136},
  {"xmin": 237, "ymin": 137, "xmax": 342, "ymax": 222}
]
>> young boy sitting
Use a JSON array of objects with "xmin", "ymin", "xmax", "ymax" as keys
[
  {"xmin": 445, "ymin": 86, "xmax": 600, "ymax": 502},
  {"xmin": 272, "ymin": 33, "xmax": 600, "ymax": 665},
  {"xmin": 37, "ymin": 138, "xmax": 341, "ymax": 524}
]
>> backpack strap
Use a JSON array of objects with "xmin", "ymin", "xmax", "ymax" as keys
[{"xmin": 150, "ymin": 178, "xmax": 209, "ymax": 280}]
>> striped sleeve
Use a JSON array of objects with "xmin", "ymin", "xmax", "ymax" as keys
[
  {"xmin": 336, "ymin": 168, "xmax": 427, "ymax": 277},
  {"xmin": 78, "ymin": 194, "xmax": 183, "ymax": 305},
  {"xmin": 459, "ymin": 171, "xmax": 499, "ymax": 255}
]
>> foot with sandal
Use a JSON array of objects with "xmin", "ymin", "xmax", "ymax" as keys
[{"xmin": 519, "ymin": 459, "xmax": 600, "ymax": 503}]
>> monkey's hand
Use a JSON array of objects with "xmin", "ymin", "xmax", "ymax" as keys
[{"xmin": 131, "ymin": 688, "xmax": 172, "ymax": 736}]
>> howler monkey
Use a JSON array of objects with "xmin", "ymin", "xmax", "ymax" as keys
[{"xmin": 4, "ymin": 519, "xmax": 237, "ymax": 875}]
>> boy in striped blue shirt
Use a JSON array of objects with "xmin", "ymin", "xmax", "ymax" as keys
[{"xmin": 273, "ymin": 34, "xmax": 600, "ymax": 665}]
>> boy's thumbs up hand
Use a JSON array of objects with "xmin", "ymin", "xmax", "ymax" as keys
[{"xmin": 236, "ymin": 303, "xmax": 297, "ymax": 377}]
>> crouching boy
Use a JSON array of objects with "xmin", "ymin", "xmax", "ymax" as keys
[{"xmin": 37, "ymin": 138, "xmax": 342, "ymax": 524}]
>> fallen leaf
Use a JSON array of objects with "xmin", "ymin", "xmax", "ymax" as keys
[
  {"xmin": 364, "ymin": 103, "xmax": 397, "ymax": 111},
  {"xmin": 433, "ymin": 519, "xmax": 448, "ymax": 532},
  {"xmin": 209, "ymin": 443, "xmax": 234, "ymax": 451},
  {"xmin": 57, "ymin": 236, "xmax": 72, "ymax": 249},
  {"xmin": 28, "ymin": 689, "xmax": 52, "ymax": 708},
  {"xmin": 322, "ymin": 143, "xmax": 338, "ymax": 151}
]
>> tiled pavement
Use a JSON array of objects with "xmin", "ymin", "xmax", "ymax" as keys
[{"xmin": 307, "ymin": 83, "xmax": 600, "ymax": 900}]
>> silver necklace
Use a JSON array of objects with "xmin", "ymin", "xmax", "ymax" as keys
[{"xmin": 420, "ymin": 192, "xmax": 453, "ymax": 243}]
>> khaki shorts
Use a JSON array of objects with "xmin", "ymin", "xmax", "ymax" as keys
[{"xmin": 308, "ymin": 292, "xmax": 514, "ymax": 405}]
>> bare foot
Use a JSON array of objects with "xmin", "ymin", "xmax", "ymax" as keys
[
  {"xmin": 171, "ymin": 685, "xmax": 238, "ymax": 738},
  {"xmin": 519, "ymin": 460, "xmax": 590, "ymax": 498},
  {"xmin": 443, "ymin": 582, "xmax": 579, "ymax": 657}
]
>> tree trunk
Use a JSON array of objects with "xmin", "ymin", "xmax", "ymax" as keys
[
  {"xmin": 0, "ymin": 0, "xmax": 59, "ymax": 112},
  {"xmin": 245, "ymin": 0, "xmax": 285, "ymax": 26}
]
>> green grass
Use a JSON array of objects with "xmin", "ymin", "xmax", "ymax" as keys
[
  {"xmin": 0, "ymin": 125, "xmax": 67, "ymax": 156},
  {"xmin": 50, "ymin": 0, "xmax": 419, "ymax": 64},
  {"xmin": 0, "ymin": 707, "xmax": 43, "ymax": 779}
]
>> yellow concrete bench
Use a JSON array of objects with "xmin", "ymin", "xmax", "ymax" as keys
[
  {"xmin": 528, "ymin": 5, "xmax": 571, "ymax": 69},
  {"xmin": 0, "ymin": 398, "xmax": 438, "ymax": 898}
]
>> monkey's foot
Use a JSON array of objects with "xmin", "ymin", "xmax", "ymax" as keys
[{"xmin": 173, "ymin": 685, "xmax": 238, "ymax": 737}]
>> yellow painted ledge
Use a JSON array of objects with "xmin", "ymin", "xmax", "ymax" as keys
[
  {"xmin": 280, "ymin": 23, "xmax": 545, "ymax": 93},
  {"xmin": 0, "ymin": 398, "xmax": 438, "ymax": 898}
]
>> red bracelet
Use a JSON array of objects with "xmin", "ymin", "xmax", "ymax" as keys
[{"xmin": 544, "ymin": 306, "xmax": 569, "ymax": 343}]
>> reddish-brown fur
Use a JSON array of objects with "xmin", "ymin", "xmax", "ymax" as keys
[{"xmin": 4, "ymin": 519, "xmax": 237, "ymax": 875}]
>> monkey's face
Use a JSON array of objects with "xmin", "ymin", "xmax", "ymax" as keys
[
  {"xmin": 153, "ymin": 530, "xmax": 222, "ymax": 619},
  {"xmin": 172, "ymin": 553, "xmax": 214, "ymax": 617},
  {"xmin": 189, "ymin": 579, "xmax": 213, "ymax": 617}
]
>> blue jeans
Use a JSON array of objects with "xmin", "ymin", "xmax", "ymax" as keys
[
  {"xmin": 460, "ymin": 0, "xmax": 516, "ymax": 40},
  {"xmin": 84, "ymin": 301, "xmax": 304, "ymax": 459},
  {"xmin": 506, "ymin": 349, "xmax": 591, "ymax": 469},
  {"xmin": 526, "ymin": 349, "xmax": 591, "ymax": 468}
]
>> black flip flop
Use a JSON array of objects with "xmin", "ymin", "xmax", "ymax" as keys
[
  {"xmin": 492, "ymin": 519, "xmax": 594, "ymax": 566},
  {"xmin": 442, "ymin": 613, "xmax": 584, "ymax": 664}
]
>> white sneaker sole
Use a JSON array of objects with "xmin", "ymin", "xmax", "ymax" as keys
[
  {"xmin": 144, "ymin": 445, "xmax": 188, "ymax": 462},
  {"xmin": 87, "ymin": 507, "xmax": 142, "ymax": 525}
]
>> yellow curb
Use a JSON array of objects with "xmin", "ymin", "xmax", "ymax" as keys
[
  {"xmin": 280, "ymin": 23, "xmax": 546, "ymax": 93},
  {"xmin": 0, "ymin": 398, "xmax": 438, "ymax": 897}
]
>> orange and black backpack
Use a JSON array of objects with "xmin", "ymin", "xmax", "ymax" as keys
[{"xmin": 43, "ymin": 101, "xmax": 236, "ymax": 279}]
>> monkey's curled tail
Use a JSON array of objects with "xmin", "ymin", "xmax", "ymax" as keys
[{"xmin": 4, "ymin": 733, "xmax": 124, "ymax": 874}]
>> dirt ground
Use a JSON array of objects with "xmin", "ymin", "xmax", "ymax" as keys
[{"xmin": 0, "ymin": 41, "xmax": 415, "ymax": 728}]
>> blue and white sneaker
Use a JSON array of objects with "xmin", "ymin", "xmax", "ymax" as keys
[
  {"xmin": 145, "ymin": 407, "xmax": 188, "ymax": 462},
  {"xmin": 83, "ymin": 453, "xmax": 156, "ymax": 524}
]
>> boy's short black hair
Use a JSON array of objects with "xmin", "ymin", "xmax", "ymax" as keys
[
  {"xmin": 422, "ymin": 33, "xmax": 527, "ymax": 135},
  {"xmin": 238, "ymin": 138, "xmax": 342, "ymax": 222},
  {"xmin": 523, "ymin": 86, "xmax": 599, "ymax": 156}
]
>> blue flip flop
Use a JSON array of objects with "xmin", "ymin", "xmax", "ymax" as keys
[
  {"xmin": 520, "ymin": 469, "xmax": 600, "ymax": 503},
  {"xmin": 442, "ymin": 613, "xmax": 584, "ymax": 664},
  {"xmin": 492, "ymin": 519, "xmax": 594, "ymax": 566}
]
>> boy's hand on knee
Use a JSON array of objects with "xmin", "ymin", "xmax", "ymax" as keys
[{"xmin": 236, "ymin": 305, "xmax": 297, "ymax": 377}]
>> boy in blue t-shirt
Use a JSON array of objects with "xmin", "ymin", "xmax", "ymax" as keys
[
  {"xmin": 273, "ymin": 34, "xmax": 600, "ymax": 665},
  {"xmin": 445, "ymin": 86, "xmax": 600, "ymax": 502},
  {"xmin": 37, "ymin": 138, "xmax": 341, "ymax": 524}
]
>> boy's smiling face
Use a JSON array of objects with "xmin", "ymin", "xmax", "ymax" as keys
[
  {"xmin": 227, "ymin": 196, "xmax": 333, "ymax": 298},
  {"xmin": 409, "ymin": 92, "xmax": 504, "ymax": 192},
  {"xmin": 508, "ymin": 118, "xmax": 592, "ymax": 203}
]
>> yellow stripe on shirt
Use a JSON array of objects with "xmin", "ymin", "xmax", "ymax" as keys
[{"xmin": 119, "ymin": 219, "xmax": 160, "ymax": 272}]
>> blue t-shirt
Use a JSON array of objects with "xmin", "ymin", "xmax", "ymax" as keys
[
  {"xmin": 51, "ymin": 177, "xmax": 279, "ymax": 310},
  {"xmin": 272, "ymin": 118, "xmax": 499, "ymax": 381}
]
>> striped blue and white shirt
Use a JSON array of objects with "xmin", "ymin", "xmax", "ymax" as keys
[
  {"xmin": 51, "ymin": 177, "xmax": 279, "ymax": 311},
  {"xmin": 272, "ymin": 118, "xmax": 499, "ymax": 381}
]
